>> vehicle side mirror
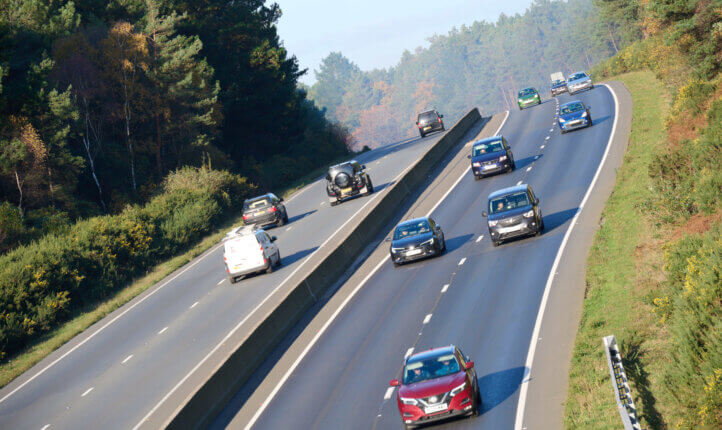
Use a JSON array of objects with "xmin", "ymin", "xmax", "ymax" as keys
[
  {"xmin": 587, "ymin": 106, "xmax": 591, "ymax": 110},
  {"xmin": 466, "ymin": 154, "xmax": 471, "ymax": 159},
  {"xmin": 279, "ymin": 197, "xmax": 284, "ymax": 202},
  {"xmin": 390, "ymin": 379, "xmax": 399, "ymax": 387},
  {"xmin": 385, "ymin": 237, "xmax": 391, "ymax": 242},
  {"xmin": 270, "ymin": 236, "xmax": 277, "ymax": 242},
  {"xmin": 465, "ymin": 361, "xmax": 474, "ymax": 370},
  {"xmin": 362, "ymin": 164, "xmax": 366, "ymax": 169},
  {"xmin": 534, "ymin": 198, "xmax": 539, "ymax": 205},
  {"xmin": 440, "ymin": 114, "xmax": 444, "ymax": 118},
  {"xmin": 482, "ymin": 211, "xmax": 488, "ymax": 217},
  {"xmin": 415, "ymin": 121, "xmax": 419, "ymax": 125},
  {"xmin": 507, "ymin": 146, "xmax": 511, "ymax": 150}
]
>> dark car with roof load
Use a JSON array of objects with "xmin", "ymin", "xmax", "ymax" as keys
[
  {"xmin": 242, "ymin": 193, "xmax": 288, "ymax": 228},
  {"xmin": 390, "ymin": 345, "xmax": 481, "ymax": 429},
  {"xmin": 416, "ymin": 109, "xmax": 445, "ymax": 138},
  {"xmin": 558, "ymin": 100, "xmax": 592, "ymax": 133},
  {"xmin": 469, "ymin": 135, "xmax": 515, "ymax": 179},
  {"xmin": 567, "ymin": 71, "xmax": 593, "ymax": 94},
  {"xmin": 550, "ymin": 78, "xmax": 567, "ymax": 96},
  {"xmin": 389, "ymin": 216, "xmax": 445, "ymax": 266},
  {"xmin": 517, "ymin": 87, "xmax": 541, "ymax": 110},
  {"xmin": 483, "ymin": 184, "xmax": 544, "ymax": 246},
  {"xmin": 325, "ymin": 160, "xmax": 373, "ymax": 206}
]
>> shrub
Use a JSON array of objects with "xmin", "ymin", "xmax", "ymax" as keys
[
  {"xmin": 0, "ymin": 167, "xmax": 255, "ymax": 358},
  {"xmin": 0, "ymin": 202, "xmax": 24, "ymax": 253}
]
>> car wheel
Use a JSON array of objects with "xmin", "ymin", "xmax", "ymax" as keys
[
  {"xmin": 441, "ymin": 125, "xmax": 446, "ymax": 131},
  {"xmin": 518, "ymin": 106, "xmax": 522, "ymax": 110},
  {"xmin": 228, "ymin": 275, "xmax": 237, "ymax": 284},
  {"xmin": 419, "ymin": 132, "xmax": 425, "ymax": 138},
  {"xmin": 493, "ymin": 240, "xmax": 501, "ymax": 247},
  {"xmin": 474, "ymin": 174, "xmax": 482, "ymax": 181},
  {"xmin": 441, "ymin": 237, "xmax": 447, "ymax": 252},
  {"xmin": 509, "ymin": 161, "xmax": 516, "ymax": 171},
  {"xmin": 393, "ymin": 260, "xmax": 402, "ymax": 267},
  {"xmin": 561, "ymin": 129, "xmax": 567, "ymax": 134},
  {"xmin": 588, "ymin": 118, "xmax": 593, "ymax": 126},
  {"xmin": 275, "ymin": 251, "xmax": 282, "ymax": 267},
  {"xmin": 365, "ymin": 177, "xmax": 374, "ymax": 194},
  {"xmin": 277, "ymin": 214, "xmax": 285, "ymax": 227},
  {"xmin": 330, "ymin": 200, "xmax": 339, "ymax": 207},
  {"xmin": 540, "ymin": 218, "xmax": 545, "ymax": 231},
  {"xmin": 265, "ymin": 261, "xmax": 273, "ymax": 274}
]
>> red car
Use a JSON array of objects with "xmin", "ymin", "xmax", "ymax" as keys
[{"xmin": 390, "ymin": 345, "xmax": 481, "ymax": 429}]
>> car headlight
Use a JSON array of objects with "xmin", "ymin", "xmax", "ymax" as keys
[
  {"xmin": 400, "ymin": 397, "xmax": 418, "ymax": 405},
  {"xmin": 488, "ymin": 220, "xmax": 498, "ymax": 227},
  {"xmin": 582, "ymin": 111, "xmax": 588, "ymax": 118},
  {"xmin": 518, "ymin": 99, "xmax": 523, "ymax": 103},
  {"xmin": 498, "ymin": 155, "xmax": 507, "ymax": 161},
  {"xmin": 558, "ymin": 117, "xmax": 566, "ymax": 123},
  {"xmin": 523, "ymin": 210, "xmax": 534, "ymax": 218},
  {"xmin": 472, "ymin": 162, "xmax": 481, "ymax": 167},
  {"xmin": 421, "ymin": 238, "xmax": 434, "ymax": 246},
  {"xmin": 450, "ymin": 382, "xmax": 467, "ymax": 397}
]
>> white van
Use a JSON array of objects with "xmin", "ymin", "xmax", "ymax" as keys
[{"xmin": 223, "ymin": 226, "xmax": 281, "ymax": 283}]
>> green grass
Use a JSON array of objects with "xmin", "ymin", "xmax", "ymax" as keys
[{"xmin": 564, "ymin": 71, "xmax": 671, "ymax": 428}]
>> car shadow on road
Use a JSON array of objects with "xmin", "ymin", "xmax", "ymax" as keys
[
  {"xmin": 372, "ymin": 181, "xmax": 395, "ymax": 193},
  {"xmin": 591, "ymin": 114, "xmax": 611, "ymax": 125},
  {"xmin": 287, "ymin": 210, "xmax": 316, "ymax": 224},
  {"xmin": 514, "ymin": 154, "xmax": 542, "ymax": 170},
  {"xmin": 542, "ymin": 208, "xmax": 578, "ymax": 233},
  {"xmin": 478, "ymin": 366, "xmax": 529, "ymax": 415},
  {"xmin": 280, "ymin": 246, "xmax": 319, "ymax": 267},
  {"xmin": 444, "ymin": 233, "xmax": 474, "ymax": 253}
]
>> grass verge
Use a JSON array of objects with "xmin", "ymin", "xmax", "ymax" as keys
[{"xmin": 563, "ymin": 71, "xmax": 671, "ymax": 428}]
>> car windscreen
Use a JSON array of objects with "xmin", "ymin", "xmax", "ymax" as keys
[
  {"xmin": 243, "ymin": 197, "xmax": 271, "ymax": 211},
  {"xmin": 393, "ymin": 220, "xmax": 431, "ymax": 240},
  {"xmin": 560, "ymin": 103, "xmax": 584, "ymax": 115},
  {"xmin": 568, "ymin": 73, "xmax": 587, "ymax": 81},
  {"xmin": 551, "ymin": 79, "xmax": 564, "ymax": 86},
  {"xmin": 518, "ymin": 88, "xmax": 536, "ymax": 97},
  {"xmin": 403, "ymin": 354, "xmax": 460, "ymax": 384},
  {"xmin": 489, "ymin": 191, "xmax": 530, "ymax": 214},
  {"xmin": 472, "ymin": 140, "xmax": 504, "ymax": 156},
  {"xmin": 418, "ymin": 112, "xmax": 437, "ymax": 122}
]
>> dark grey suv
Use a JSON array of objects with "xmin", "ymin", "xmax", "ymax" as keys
[
  {"xmin": 242, "ymin": 193, "xmax": 289, "ymax": 228},
  {"xmin": 482, "ymin": 184, "xmax": 544, "ymax": 246},
  {"xmin": 326, "ymin": 161, "xmax": 373, "ymax": 206},
  {"xmin": 416, "ymin": 109, "xmax": 445, "ymax": 138}
]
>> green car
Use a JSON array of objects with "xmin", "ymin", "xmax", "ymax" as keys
[{"xmin": 517, "ymin": 87, "xmax": 541, "ymax": 110}]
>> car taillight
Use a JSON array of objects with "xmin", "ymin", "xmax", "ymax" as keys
[
  {"xmin": 438, "ymin": 117, "xmax": 442, "ymax": 122},
  {"xmin": 243, "ymin": 215, "xmax": 249, "ymax": 220},
  {"xmin": 268, "ymin": 207, "xmax": 277, "ymax": 213}
]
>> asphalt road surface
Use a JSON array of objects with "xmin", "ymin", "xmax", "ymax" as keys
[
  {"xmin": 239, "ymin": 85, "xmax": 621, "ymax": 430},
  {"xmin": 0, "ymin": 128, "xmax": 452, "ymax": 430}
]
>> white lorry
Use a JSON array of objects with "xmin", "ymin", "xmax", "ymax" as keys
[{"xmin": 223, "ymin": 226, "xmax": 281, "ymax": 283}]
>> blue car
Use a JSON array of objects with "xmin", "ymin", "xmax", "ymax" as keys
[
  {"xmin": 558, "ymin": 100, "xmax": 592, "ymax": 133},
  {"xmin": 469, "ymin": 135, "xmax": 515, "ymax": 180}
]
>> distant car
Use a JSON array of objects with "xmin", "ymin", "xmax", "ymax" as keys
[
  {"xmin": 416, "ymin": 109, "xmax": 445, "ymax": 138},
  {"xmin": 469, "ymin": 135, "xmax": 515, "ymax": 179},
  {"xmin": 567, "ymin": 71, "xmax": 593, "ymax": 94},
  {"xmin": 389, "ymin": 216, "xmax": 445, "ymax": 266},
  {"xmin": 483, "ymin": 184, "xmax": 544, "ymax": 246},
  {"xmin": 325, "ymin": 161, "xmax": 373, "ymax": 206},
  {"xmin": 242, "ymin": 193, "xmax": 288, "ymax": 228},
  {"xmin": 223, "ymin": 226, "xmax": 280, "ymax": 283},
  {"xmin": 550, "ymin": 78, "xmax": 567, "ymax": 96},
  {"xmin": 390, "ymin": 345, "xmax": 481, "ymax": 429},
  {"xmin": 558, "ymin": 100, "xmax": 592, "ymax": 133},
  {"xmin": 517, "ymin": 87, "xmax": 541, "ymax": 110}
]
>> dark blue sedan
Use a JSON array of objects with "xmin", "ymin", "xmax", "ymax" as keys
[
  {"xmin": 469, "ymin": 135, "xmax": 515, "ymax": 179},
  {"xmin": 558, "ymin": 100, "xmax": 592, "ymax": 133}
]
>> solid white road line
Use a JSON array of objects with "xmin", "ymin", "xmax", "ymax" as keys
[
  {"xmin": 423, "ymin": 314, "xmax": 432, "ymax": 324},
  {"xmin": 158, "ymin": 327, "xmax": 168, "ymax": 335},
  {"xmin": 384, "ymin": 386, "xmax": 395, "ymax": 400},
  {"xmin": 122, "ymin": 355, "xmax": 134, "ymax": 364},
  {"xmin": 475, "ymin": 235, "xmax": 483, "ymax": 243},
  {"xmin": 514, "ymin": 84, "xmax": 621, "ymax": 430},
  {"xmin": 441, "ymin": 284, "xmax": 450, "ymax": 293},
  {"xmin": 137, "ymin": 156, "xmax": 420, "ymax": 430},
  {"xmin": 243, "ymin": 110, "xmax": 511, "ymax": 430},
  {"xmin": 190, "ymin": 301, "xmax": 199, "ymax": 309},
  {"xmin": 458, "ymin": 258, "xmax": 466, "ymax": 266},
  {"xmin": 81, "ymin": 387, "xmax": 94, "ymax": 397},
  {"xmin": 404, "ymin": 347, "xmax": 415, "ymax": 359}
]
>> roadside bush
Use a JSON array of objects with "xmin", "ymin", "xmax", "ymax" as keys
[{"xmin": 0, "ymin": 167, "xmax": 254, "ymax": 358}]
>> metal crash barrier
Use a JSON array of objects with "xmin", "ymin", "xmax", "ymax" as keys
[{"xmin": 603, "ymin": 335, "xmax": 641, "ymax": 430}]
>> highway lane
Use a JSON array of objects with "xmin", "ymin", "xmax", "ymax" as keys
[
  {"xmin": 244, "ymin": 86, "xmax": 617, "ymax": 429},
  {"xmin": 0, "ymin": 129, "xmax": 450, "ymax": 429}
]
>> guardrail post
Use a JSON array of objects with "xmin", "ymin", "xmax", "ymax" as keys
[{"xmin": 603, "ymin": 335, "xmax": 642, "ymax": 430}]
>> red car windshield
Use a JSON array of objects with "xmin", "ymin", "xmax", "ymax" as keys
[{"xmin": 403, "ymin": 354, "xmax": 460, "ymax": 384}]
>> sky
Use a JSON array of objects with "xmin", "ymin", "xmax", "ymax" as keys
[{"xmin": 274, "ymin": 0, "xmax": 533, "ymax": 85}]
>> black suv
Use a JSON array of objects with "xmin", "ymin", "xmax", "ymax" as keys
[
  {"xmin": 326, "ymin": 161, "xmax": 373, "ymax": 206},
  {"xmin": 416, "ymin": 109, "xmax": 445, "ymax": 138},
  {"xmin": 482, "ymin": 184, "xmax": 544, "ymax": 246},
  {"xmin": 388, "ymin": 216, "xmax": 446, "ymax": 266},
  {"xmin": 242, "ymin": 193, "xmax": 289, "ymax": 228}
]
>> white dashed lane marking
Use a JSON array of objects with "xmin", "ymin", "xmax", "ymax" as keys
[
  {"xmin": 541, "ymin": 145, "xmax": 545, "ymax": 149},
  {"xmin": 41, "ymin": 425, "xmax": 51, "ymax": 430},
  {"xmin": 516, "ymin": 180, "xmax": 523, "ymax": 186},
  {"xmin": 286, "ymin": 226, "xmax": 293, "ymax": 232},
  {"xmin": 122, "ymin": 355, "xmax": 133, "ymax": 364},
  {"xmin": 384, "ymin": 386, "xmax": 395, "ymax": 400},
  {"xmin": 405, "ymin": 347, "xmax": 415, "ymax": 358},
  {"xmin": 320, "ymin": 202, "xmax": 325, "ymax": 206},
  {"xmin": 158, "ymin": 327, "xmax": 168, "ymax": 335},
  {"xmin": 475, "ymin": 235, "xmax": 483, "ymax": 243},
  {"xmin": 423, "ymin": 314, "xmax": 432, "ymax": 324},
  {"xmin": 81, "ymin": 387, "xmax": 94, "ymax": 397},
  {"xmin": 458, "ymin": 257, "xmax": 466, "ymax": 266},
  {"xmin": 526, "ymin": 167, "xmax": 532, "ymax": 172},
  {"xmin": 190, "ymin": 301, "xmax": 199, "ymax": 309},
  {"xmin": 441, "ymin": 284, "xmax": 450, "ymax": 293},
  {"xmin": 545, "ymin": 136, "xmax": 550, "ymax": 140},
  {"xmin": 549, "ymin": 128, "xmax": 553, "ymax": 133},
  {"xmin": 217, "ymin": 279, "xmax": 224, "ymax": 286}
]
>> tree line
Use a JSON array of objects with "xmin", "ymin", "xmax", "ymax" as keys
[
  {"xmin": 308, "ymin": 0, "xmax": 621, "ymax": 149},
  {"xmin": 0, "ymin": 0, "xmax": 351, "ymax": 254}
]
